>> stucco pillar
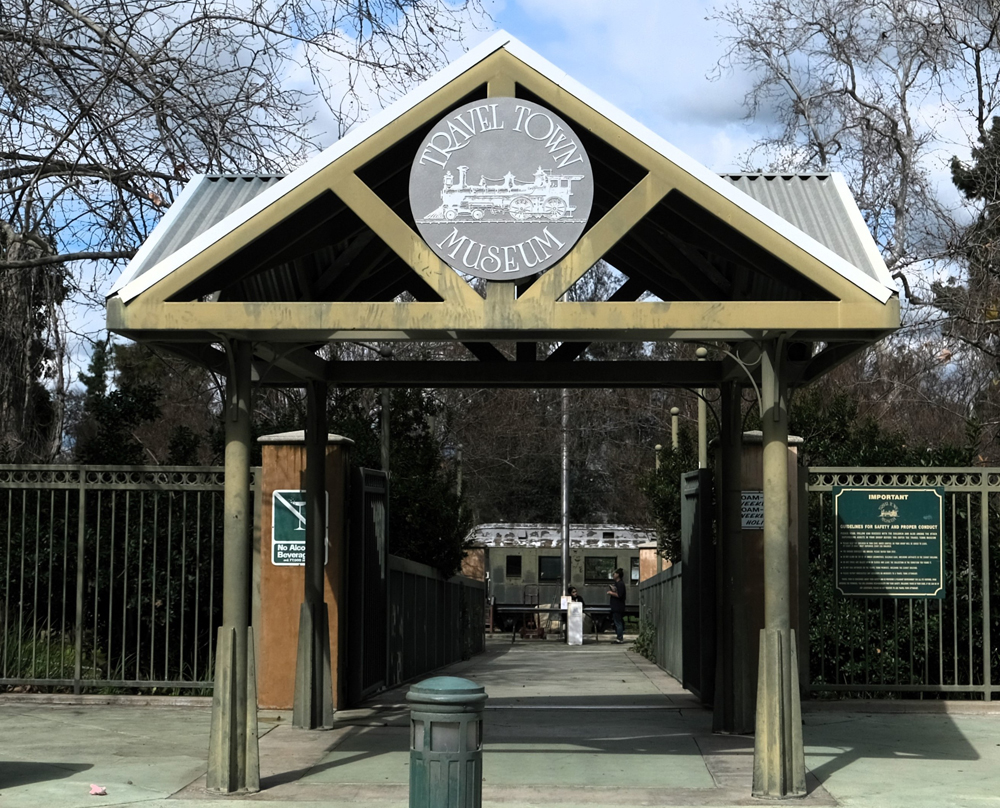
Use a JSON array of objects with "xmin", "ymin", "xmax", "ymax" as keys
[{"xmin": 257, "ymin": 430, "xmax": 352, "ymax": 713}]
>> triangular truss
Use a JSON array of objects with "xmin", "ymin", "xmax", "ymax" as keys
[{"xmin": 107, "ymin": 33, "xmax": 899, "ymax": 389}]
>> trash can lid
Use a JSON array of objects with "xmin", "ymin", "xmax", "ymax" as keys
[{"xmin": 407, "ymin": 676, "xmax": 488, "ymax": 706}]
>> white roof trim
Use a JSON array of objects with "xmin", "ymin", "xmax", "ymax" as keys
[
  {"xmin": 829, "ymin": 172, "xmax": 897, "ymax": 291},
  {"xmin": 110, "ymin": 30, "xmax": 895, "ymax": 306}
]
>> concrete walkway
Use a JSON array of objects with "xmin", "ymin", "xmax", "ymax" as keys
[{"xmin": 1, "ymin": 636, "xmax": 999, "ymax": 807}]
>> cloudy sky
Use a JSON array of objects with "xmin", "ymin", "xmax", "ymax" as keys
[
  {"xmin": 465, "ymin": 0, "xmax": 764, "ymax": 173},
  {"xmin": 459, "ymin": 0, "xmax": 966, "ymax": 216}
]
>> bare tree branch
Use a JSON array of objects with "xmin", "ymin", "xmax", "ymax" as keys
[{"xmin": 0, "ymin": 0, "xmax": 488, "ymax": 460}]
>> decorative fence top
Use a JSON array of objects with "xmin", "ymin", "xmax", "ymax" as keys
[
  {"xmin": 808, "ymin": 468, "xmax": 1000, "ymax": 491},
  {"xmin": 0, "ymin": 464, "xmax": 259, "ymax": 490}
]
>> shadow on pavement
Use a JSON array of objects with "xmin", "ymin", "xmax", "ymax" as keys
[
  {"xmin": 242, "ymin": 641, "xmax": 990, "ymax": 806},
  {"xmin": 0, "ymin": 761, "xmax": 92, "ymax": 789},
  {"xmin": 803, "ymin": 710, "xmax": 981, "ymax": 786}
]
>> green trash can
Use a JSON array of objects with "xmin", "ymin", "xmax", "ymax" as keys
[{"xmin": 407, "ymin": 675, "xmax": 487, "ymax": 808}]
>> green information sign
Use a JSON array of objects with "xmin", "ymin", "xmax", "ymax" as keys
[
  {"xmin": 271, "ymin": 489, "xmax": 328, "ymax": 566},
  {"xmin": 834, "ymin": 487, "xmax": 945, "ymax": 598}
]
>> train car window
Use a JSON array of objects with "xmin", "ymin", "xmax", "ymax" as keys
[
  {"xmin": 630, "ymin": 557, "xmax": 640, "ymax": 585},
  {"xmin": 584, "ymin": 556, "xmax": 616, "ymax": 583},
  {"xmin": 538, "ymin": 556, "xmax": 561, "ymax": 581},
  {"xmin": 506, "ymin": 555, "xmax": 522, "ymax": 578}
]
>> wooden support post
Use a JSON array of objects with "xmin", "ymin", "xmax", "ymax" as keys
[
  {"xmin": 207, "ymin": 341, "xmax": 259, "ymax": 794},
  {"xmin": 752, "ymin": 340, "xmax": 806, "ymax": 797},
  {"xmin": 714, "ymin": 380, "xmax": 753, "ymax": 733},
  {"xmin": 293, "ymin": 381, "xmax": 334, "ymax": 729}
]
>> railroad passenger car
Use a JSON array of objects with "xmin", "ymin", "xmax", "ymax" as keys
[{"xmin": 462, "ymin": 524, "xmax": 655, "ymax": 628}]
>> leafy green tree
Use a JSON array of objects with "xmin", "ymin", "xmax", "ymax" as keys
[
  {"xmin": 934, "ymin": 116, "xmax": 1000, "ymax": 429},
  {"xmin": 0, "ymin": 259, "xmax": 67, "ymax": 461},
  {"xmin": 72, "ymin": 342, "xmax": 222, "ymax": 465},
  {"xmin": 789, "ymin": 386, "xmax": 978, "ymax": 467}
]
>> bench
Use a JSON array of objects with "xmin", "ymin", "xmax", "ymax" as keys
[{"xmin": 491, "ymin": 603, "xmax": 639, "ymax": 643}]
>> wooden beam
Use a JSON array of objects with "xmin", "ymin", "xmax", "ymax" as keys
[
  {"xmin": 253, "ymin": 343, "xmax": 330, "ymax": 383},
  {"xmin": 462, "ymin": 343, "xmax": 509, "ymax": 362},
  {"xmin": 516, "ymin": 342, "xmax": 537, "ymax": 362},
  {"xmin": 520, "ymin": 172, "xmax": 672, "ymax": 304},
  {"xmin": 109, "ymin": 296, "xmax": 900, "ymax": 339},
  {"xmin": 323, "ymin": 360, "xmax": 723, "ymax": 388},
  {"xmin": 336, "ymin": 172, "xmax": 485, "ymax": 309},
  {"xmin": 546, "ymin": 278, "xmax": 647, "ymax": 362}
]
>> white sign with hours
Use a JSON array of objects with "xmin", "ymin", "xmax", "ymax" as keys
[{"xmin": 742, "ymin": 491, "xmax": 764, "ymax": 530}]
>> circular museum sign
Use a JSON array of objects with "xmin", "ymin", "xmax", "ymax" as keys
[{"xmin": 409, "ymin": 97, "xmax": 594, "ymax": 281}]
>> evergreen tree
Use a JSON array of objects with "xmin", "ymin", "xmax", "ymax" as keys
[
  {"xmin": 638, "ymin": 422, "xmax": 699, "ymax": 563},
  {"xmin": 934, "ymin": 116, "xmax": 1000, "ymax": 368},
  {"xmin": 73, "ymin": 343, "xmax": 160, "ymax": 464},
  {"xmin": 380, "ymin": 389, "xmax": 469, "ymax": 577}
]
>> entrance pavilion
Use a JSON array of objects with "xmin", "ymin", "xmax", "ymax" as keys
[{"xmin": 106, "ymin": 31, "xmax": 899, "ymax": 799}]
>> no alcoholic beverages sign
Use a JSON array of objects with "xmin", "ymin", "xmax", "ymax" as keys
[
  {"xmin": 409, "ymin": 97, "xmax": 594, "ymax": 281},
  {"xmin": 271, "ymin": 489, "xmax": 328, "ymax": 566},
  {"xmin": 834, "ymin": 487, "xmax": 945, "ymax": 598}
]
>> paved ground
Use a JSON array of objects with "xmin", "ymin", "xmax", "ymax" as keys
[{"xmin": 2, "ymin": 635, "xmax": 1000, "ymax": 807}]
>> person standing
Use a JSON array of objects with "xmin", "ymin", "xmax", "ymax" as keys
[{"xmin": 607, "ymin": 568, "xmax": 626, "ymax": 643}]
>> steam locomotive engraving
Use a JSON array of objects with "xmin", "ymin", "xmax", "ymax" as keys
[{"xmin": 418, "ymin": 165, "xmax": 585, "ymax": 223}]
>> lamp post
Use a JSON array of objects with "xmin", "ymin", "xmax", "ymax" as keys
[{"xmin": 561, "ymin": 388, "xmax": 570, "ymax": 640}]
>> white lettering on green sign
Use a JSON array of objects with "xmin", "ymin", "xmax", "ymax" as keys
[{"xmin": 271, "ymin": 489, "xmax": 328, "ymax": 567}]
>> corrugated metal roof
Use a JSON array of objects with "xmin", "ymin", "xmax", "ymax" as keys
[
  {"xmin": 722, "ymin": 174, "xmax": 891, "ymax": 287},
  {"xmin": 110, "ymin": 175, "xmax": 281, "ymax": 296}
]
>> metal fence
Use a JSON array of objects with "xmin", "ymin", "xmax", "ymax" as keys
[
  {"xmin": 0, "ymin": 464, "xmax": 258, "ymax": 693},
  {"xmin": 637, "ymin": 563, "xmax": 683, "ymax": 681},
  {"xmin": 347, "ymin": 468, "xmax": 388, "ymax": 706},
  {"xmin": 386, "ymin": 555, "xmax": 486, "ymax": 688},
  {"xmin": 807, "ymin": 468, "xmax": 1000, "ymax": 700}
]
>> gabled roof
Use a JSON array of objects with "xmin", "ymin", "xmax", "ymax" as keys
[{"xmin": 105, "ymin": 31, "xmax": 899, "ymax": 389}]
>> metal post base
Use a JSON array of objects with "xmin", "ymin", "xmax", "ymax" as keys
[
  {"xmin": 207, "ymin": 626, "xmax": 260, "ymax": 793},
  {"xmin": 752, "ymin": 628, "xmax": 806, "ymax": 798},
  {"xmin": 293, "ymin": 601, "xmax": 334, "ymax": 729}
]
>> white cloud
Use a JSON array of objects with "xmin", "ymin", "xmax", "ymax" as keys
[{"xmin": 471, "ymin": 0, "xmax": 762, "ymax": 171}]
